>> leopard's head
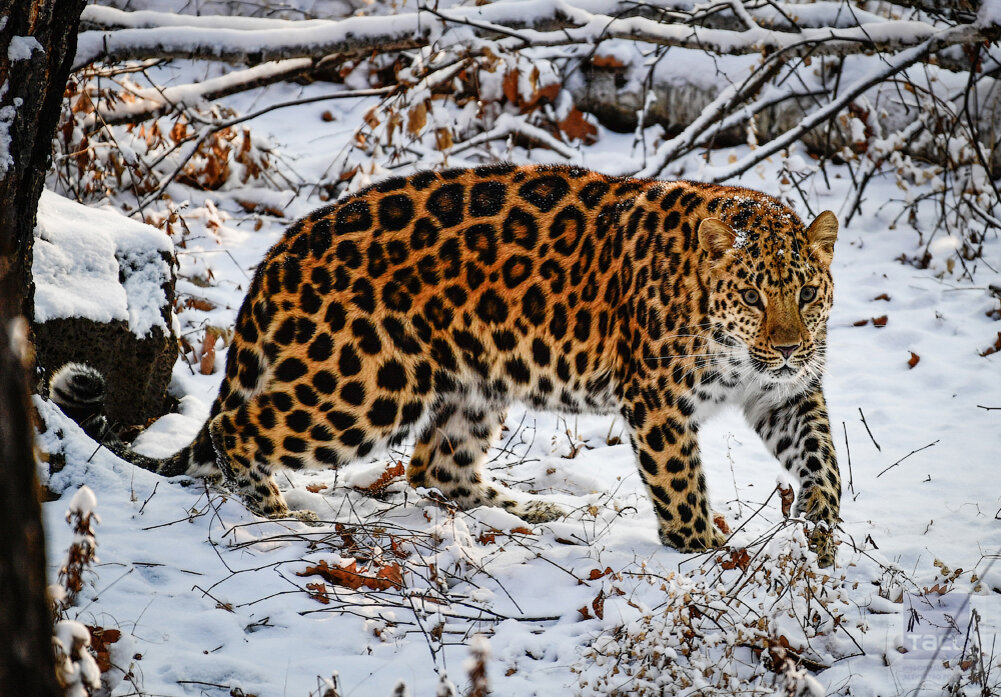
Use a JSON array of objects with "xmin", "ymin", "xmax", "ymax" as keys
[{"xmin": 698, "ymin": 204, "xmax": 838, "ymax": 384}]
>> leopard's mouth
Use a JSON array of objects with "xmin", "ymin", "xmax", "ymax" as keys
[{"xmin": 747, "ymin": 352, "xmax": 811, "ymax": 381}]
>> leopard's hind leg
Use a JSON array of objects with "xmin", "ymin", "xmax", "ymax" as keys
[
  {"xmin": 407, "ymin": 390, "xmax": 566, "ymax": 523},
  {"xmin": 207, "ymin": 391, "xmax": 353, "ymax": 522}
]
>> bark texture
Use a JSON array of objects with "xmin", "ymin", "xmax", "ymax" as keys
[
  {"xmin": 0, "ymin": 1, "xmax": 88, "ymax": 695},
  {"xmin": 0, "ymin": 0, "xmax": 88, "ymax": 321},
  {"xmin": 0, "ymin": 320, "xmax": 60, "ymax": 697}
]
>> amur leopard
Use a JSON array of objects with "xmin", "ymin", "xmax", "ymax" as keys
[{"xmin": 52, "ymin": 164, "xmax": 841, "ymax": 565}]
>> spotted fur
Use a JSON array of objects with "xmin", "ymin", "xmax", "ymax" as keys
[{"xmin": 52, "ymin": 164, "xmax": 841, "ymax": 565}]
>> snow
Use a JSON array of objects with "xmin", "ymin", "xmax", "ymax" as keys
[
  {"xmin": 53, "ymin": 619, "xmax": 101, "ymax": 697},
  {"xmin": 980, "ymin": 0, "xmax": 1001, "ymax": 27},
  {"xmin": 38, "ymin": 19, "xmax": 1001, "ymax": 697},
  {"xmin": 73, "ymin": 1, "xmax": 943, "ymax": 70},
  {"xmin": 68, "ymin": 485, "xmax": 99, "ymax": 519},
  {"xmin": 33, "ymin": 190, "xmax": 173, "ymax": 337},
  {"xmin": 7, "ymin": 35, "xmax": 42, "ymax": 60},
  {"xmin": 0, "ymin": 81, "xmax": 15, "ymax": 175}
]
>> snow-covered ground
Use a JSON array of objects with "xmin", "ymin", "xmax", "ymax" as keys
[{"xmin": 38, "ymin": 68, "xmax": 1001, "ymax": 697}]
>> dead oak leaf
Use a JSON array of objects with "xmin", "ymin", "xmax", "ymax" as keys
[
  {"xmin": 86, "ymin": 626, "xmax": 121, "ymax": 673},
  {"xmin": 778, "ymin": 484, "xmax": 795, "ymax": 518}
]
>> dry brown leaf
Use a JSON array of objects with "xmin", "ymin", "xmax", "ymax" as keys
[
  {"xmin": 979, "ymin": 332, "xmax": 1001, "ymax": 357},
  {"xmin": 720, "ymin": 548, "xmax": 751, "ymax": 571},
  {"xmin": 502, "ymin": 69, "xmax": 521, "ymax": 104},
  {"xmin": 558, "ymin": 106, "xmax": 598, "ymax": 144},
  {"xmin": 200, "ymin": 328, "xmax": 218, "ymax": 375},
  {"xmin": 588, "ymin": 567, "xmax": 614, "ymax": 581},
  {"xmin": 908, "ymin": 352, "xmax": 920, "ymax": 368},
  {"xmin": 778, "ymin": 484, "xmax": 795, "ymax": 518},
  {"xmin": 853, "ymin": 319, "xmax": 869, "ymax": 326},
  {"xmin": 298, "ymin": 559, "xmax": 404, "ymax": 592},
  {"xmin": 169, "ymin": 118, "xmax": 188, "ymax": 143},
  {"xmin": 873, "ymin": 293, "xmax": 891, "ymax": 301},
  {"xmin": 299, "ymin": 560, "xmax": 364, "ymax": 590},
  {"xmin": 591, "ymin": 54, "xmax": 625, "ymax": 69},
  {"xmin": 306, "ymin": 582, "xmax": 330, "ymax": 604},
  {"xmin": 501, "ymin": 67, "xmax": 561, "ymax": 112},
  {"xmin": 509, "ymin": 526, "xmax": 534, "ymax": 535},
  {"xmin": 354, "ymin": 461, "xmax": 405, "ymax": 494},
  {"xmin": 373, "ymin": 563, "xmax": 404, "ymax": 590},
  {"xmin": 434, "ymin": 128, "xmax": 454, "ymax": 151},
  {"xmin": 86, "ymin": 626, "xmax": 121, "ymax": 673},
  {"xmin": 713, "ymin": 513, "xmax": 731, "ymax": 534},
  {"xmin": 235, "ymin": 199, "xmax": 283, "ymax": 217},
  {"xmin": 407, "ymin": 102, "xmax": 428, "ymax": 136},
  {"xmin": 872, "ymin": 315, "xmax": 889, "ymax": 327},
  {"xmin": 305, "ymin": 483, "xmax": 327, "ymax": 493},
  {"xmin": 184, "ymin": 297, "xmax": 216, "ymax": 312},
  {"xmin": 592, "ymin": 590, "xmax": 606, "ymax": 620}
]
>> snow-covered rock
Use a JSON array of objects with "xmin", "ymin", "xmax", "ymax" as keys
[{"xmin": 33, "ymin": 190, "xmax": 177, "ymax": 428}]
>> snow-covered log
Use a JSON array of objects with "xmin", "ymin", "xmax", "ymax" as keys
[
  {"xmin": 32, "ymin": 191, "xmax": 177, "ymax": 430},
  {"xmin": 73, "ymin": 1, "xmax": 1001, "ymax": 69}
]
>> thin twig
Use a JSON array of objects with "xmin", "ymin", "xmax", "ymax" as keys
[
  {"xmin": 876, "ymin": 439, "xmax": 940, "ymax": 478},
  {"xmin": 842, "ymin": 422, "xmax": 855, "ymax": 497},
  {"xmin": 858, "ymin": 407, "xmax": 881, "ymax": 452}
]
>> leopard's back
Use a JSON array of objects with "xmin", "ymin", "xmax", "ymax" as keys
[{"xmin": 217, "ymin": 166, "xmax": 660, "ymax": 463}]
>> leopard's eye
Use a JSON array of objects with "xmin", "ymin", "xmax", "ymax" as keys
[
  {"xmin": 799, "ymin": 286, "xmax": 817, "ymax": 304},
  {"xmin": 740, "ymin": 289, "xmax": 761, "ymax": 307}
]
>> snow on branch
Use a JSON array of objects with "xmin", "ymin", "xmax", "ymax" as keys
[
  {"xmin": 74, "ymin": 0, "xmax": 1001, "ymax": 69},
  {"xmin": 85, "ymin": 58, "xmax": 316, "ymax": 127},
  {"xmin": 701, "ymin": 36, "xmax": 956, "ymax": 182}
]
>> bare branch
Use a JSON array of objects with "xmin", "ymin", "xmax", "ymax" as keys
[
  {"xmin": 699, "ymin": 30, "xmax": 976, "ymax": 182},
  {"xmin": 74, "ymin": 1, "xmax": 1001, "ymax": 69},
  {"xmin": 85, "ymin": 58, "xmax": 316, "ymax": 127}
]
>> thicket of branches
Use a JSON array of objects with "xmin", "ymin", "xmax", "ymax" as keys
[
  {"xmin": 60, "ymin": 0, "xmax": 1001, "ymax": 274},
  {"xmin": 57, "ymin": 0, "xmax": 1001, "ymax": 275}
]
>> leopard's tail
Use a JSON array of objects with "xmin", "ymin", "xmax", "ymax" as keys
[{"xmin": 48, "ymin": 363, "xmax": 215, "ymax": 478}]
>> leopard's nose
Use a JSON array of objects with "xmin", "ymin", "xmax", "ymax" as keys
[{"xmin": 773, "ymin": 343, "xmax": 800, "ymax": 359}]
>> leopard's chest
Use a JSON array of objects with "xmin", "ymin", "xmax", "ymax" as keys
[{"xmin": 687, "ymin": 358, "xmax": 787, "ymax": 424}]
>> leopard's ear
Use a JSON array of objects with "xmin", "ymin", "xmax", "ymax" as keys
[
  {"xmin": 698, "ymin": 218, "xmax": 737, "ymax": 258},
  {"xmin": 806, "ymin": 210, "xmax": 838, "ymax": 262}
]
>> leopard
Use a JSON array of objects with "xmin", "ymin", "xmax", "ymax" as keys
[{"xmin": 51, "ymin": 164, "xmax": 842, "ymax": 566}]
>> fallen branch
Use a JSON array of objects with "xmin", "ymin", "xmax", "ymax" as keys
[
  {"xmin": 73, "ymin": 1, "xmax": 1001, "ymax": 70},
  {"xmin": 84, "ymin": 58, "xmax": 316, "ymax": 128}
]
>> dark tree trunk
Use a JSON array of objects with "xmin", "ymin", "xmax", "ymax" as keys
[
  {"xmin": 0, "ymin": 320, "xmax": 60, "ymax": 697},
  {"xmin": 0, "ymin": 0, "xmax": 87, "ymax": 322},
  {"xmin": 0, "ymin": 1, "xmax": 88, "ymax": 695}
]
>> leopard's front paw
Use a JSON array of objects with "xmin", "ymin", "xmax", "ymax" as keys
[
  {"xmin": 264, "ymin": 508, "xmax": 323, "ymax": 526},
  {"xmin": 794, "ymin": 486, "xmax": 839, "ymax": 567},
  {"xmin": 290, "ymin": 509, "xmax": 322, "ymax": 526},
  {"xmin": 806, "ymin": 521, "xmax": 836, "ymax": 567},
  {"xmin": 517, "ymin": 499, "xmax": 568, "ymax": 524},
  {"xmin": 659, "ymin": 519, "xmax": 727, "ymax": 553}
]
